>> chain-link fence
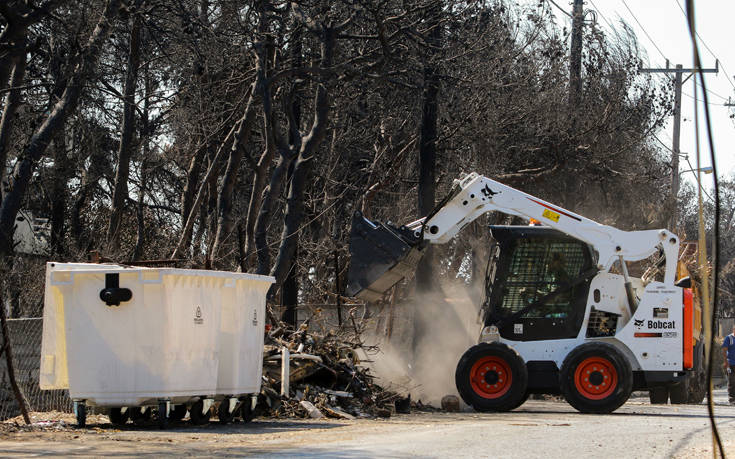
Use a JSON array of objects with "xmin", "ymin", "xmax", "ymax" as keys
[
  {"xmin": 1, "ymin": 258, "xmax": 72, "ymax": 421},
  {"xmin": 0, "ymin": 317, "xmax": 72, "ymax": 420}
]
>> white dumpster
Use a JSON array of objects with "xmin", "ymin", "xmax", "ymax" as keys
[
  {"xmin": 40, "ymin": 262, "xmax": 274, "ymax": 426},
  {"xmin": 217, "ymin": 277, "xmax": 272, "ymax": 395}
]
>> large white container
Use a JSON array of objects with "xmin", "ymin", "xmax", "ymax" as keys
[{"xmin": 40, "ymin": 263, "xmax": 274, "ymax": 407}]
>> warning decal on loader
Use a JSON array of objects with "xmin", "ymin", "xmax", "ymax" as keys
[{"xmin": 542, "ymin": 209, "xmax": 560, "ymax": 222}]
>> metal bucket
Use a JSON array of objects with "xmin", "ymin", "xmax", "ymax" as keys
[{"xmin": 345, "ymin": 211, "xmax": 425, "ymax": 302}]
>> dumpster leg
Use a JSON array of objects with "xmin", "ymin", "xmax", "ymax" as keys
[
  {"xmin": 217, "ymin": 397, "xmax": 237, "ymax": 424},
  {"xmin": 240, "ymin": 394, "xmax": 256, "ymax": 423},
  {"xmin": 158, "ymin": 400, "xmax": 170, "ymax": 429},
  {"xmin": 281, "ymin": 347, "xmax": 290, "ymax": 397},
  {"xmin": 190, "ymin": 399, "xmax": 213, "ymax": 425},
  {"xmin": 74, "ymin": 400, "xmax": 87, "ymax": 428}
]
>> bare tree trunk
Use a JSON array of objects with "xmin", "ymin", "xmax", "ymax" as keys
[
  {"xmin": 0, "ymin": 19, "xmax": 25, "ymax": 96},
  {"xmin": 49, "ymin": 127, "xmax": 70, "ymax": 255},
  {"xmin": 133, "ymin": 158, "xmax": 146, "ymax": 260},
  {"xmin": 47, "ymin": 40, "xmax": 71, "ymax": 256},
  {"xmin": 107, "ymin": 10, "xmax": 142, "ymax": 251},
  {"xmin": 0, "ymin": 0, "xmax": 66, "ymax": 93},
  {"xmin": 180, "ymin": 145, "xmax": 207, "ymax": 246},
  {"xmin": 0, "ymin": 0, "xmax": 121, "ymax": 257},
  {"xmin": 210, "ymin": 95, "xmax": 259, "ymax": 264},
  {"xmin": 279, "ymin": 24, "xmax": 302, "ymax": 326},
  {"xmin": 204, "ymin": 148, "xmax": 218, "ymax": 267},
  {"xmin": 170, "ymin": 126, "xmax": 233, "ymax": 259},
  {"xmin": 0, "ymin": 52, "xmax": 25, "ymax": 199},
  {"xmin": 415, "ymin": 2, "xmax": 442, "ymax": 293},
  {"xmin": 241, "ymin": 145, "xmax": 274, "ymax": 271},
  {"xmin": 211, "ymin": 1, "xmax": 274, "ymax": 267},
  {"xmin": 268, "ymin": 28, "xmax": 334, "ymax": 288},
  {"xmin": 254, "ymin": 152, "xmax": 296, "ymax": 275},
  {"xmin": 71, "ymin": 150, "xmax": 106, "ymax": 250},
  {"xmin": 134, "ymin": 58, "xmax": 152, "ymax": 261}
]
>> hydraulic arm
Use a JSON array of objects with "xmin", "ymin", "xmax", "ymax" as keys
[{"xmin": 347, "ymin": 172, "xmax": 679, "ymax": 300}]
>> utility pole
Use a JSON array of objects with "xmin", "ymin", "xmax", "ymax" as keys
[
  {"xmin": 568, "ymin": 0, "xmax": 584, "ymax": 107},
  {"xmin": 640, "ymin": 61, "xmax": 718, "ymax": 229}
]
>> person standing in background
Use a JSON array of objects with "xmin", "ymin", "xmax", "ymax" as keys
[{"xmin": 723, "ymin": 324, "xmax": 735, "ymax": 405}]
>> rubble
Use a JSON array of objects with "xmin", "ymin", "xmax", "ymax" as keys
[
  {"xmin": 441, "ymin": 395, "xmax": 460, "ymax": 412},
  {"xmin": 257, "ymin": 310, "xmax": 407, "ymax": 420}
]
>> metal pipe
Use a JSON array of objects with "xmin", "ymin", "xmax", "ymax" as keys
[{"xmin": 619, "ymin": 256, "xmax": 639, "ymax": 314}]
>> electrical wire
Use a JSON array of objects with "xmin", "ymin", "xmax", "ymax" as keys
[
  {"xmin": 694, "ymin": 80, "xmax": 728, "ymax": 101},
  {"xmin": 547, "ymin": 0, "xmax": 572, "ymax": 19},
  {"xmin": 683, "ymin": 156, "xmax": 715, "ymax": 202},
  {"xmin": 674, "ymin": 0, "xmax": 735, "ymax": 92},
  {"xmin": 682, "ymin": 91, "xmax": 726, "ymax": 106},
  {"xmin": 685, "ymin": 1, "xmax": 726, "ymax": 457},
  {"xmin": 587, "ymin": 0, "xmax": 615, "ymax": 30},
  {"xmin": 652, "ymin": 131, "xmax": 715, "ymax": 201},
  {"xmin": 622, "ymin": 0, "xmax": 725, "ymax": 104},
  {"xmin": 620, "ymin": 0, "xmax": 668, "ymax": 61}
]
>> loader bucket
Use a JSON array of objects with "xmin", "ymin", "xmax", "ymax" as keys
[{"xmin": 346, "ymin": 211, "xmax": 424, "ymax": 302}]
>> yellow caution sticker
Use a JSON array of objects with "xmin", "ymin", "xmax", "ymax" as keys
[{"xmin": 542, "ymin": 208, "xmax": 560, "ymax": 222}]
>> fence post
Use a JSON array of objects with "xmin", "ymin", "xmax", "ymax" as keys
[{"xmin": 0, "ymin": 285, "xmax": 31, "ymax": 424}]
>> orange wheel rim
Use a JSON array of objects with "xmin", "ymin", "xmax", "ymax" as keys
[
  {"xmin": 573, "ymin": 357, "xmax": 618, "ymax": 400},
  {"xmin": 469, "ymin": 356, "xmax": 513, "ymax": 399}
]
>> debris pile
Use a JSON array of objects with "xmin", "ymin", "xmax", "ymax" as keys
[{"xmin": 257, "ymin": 313, "xmax": 408, "ymax": 420}]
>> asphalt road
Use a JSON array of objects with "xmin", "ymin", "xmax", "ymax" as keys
[{"xmin": 1, "ymin": 390, "xmax": 733, "ymax": 458}]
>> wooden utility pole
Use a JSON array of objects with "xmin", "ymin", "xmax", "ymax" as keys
[
  {"xmin": 640, "ymin": 61, "xmax": 718, "ymax": 229},
  {"xmin": 568, "ymin": 0, "xmax": 584, "ymax": 107}
]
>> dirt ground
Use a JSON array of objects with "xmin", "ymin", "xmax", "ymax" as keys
[{"xmin": 1, "ymin": 391, "xmax": 734, "ymax": 458}]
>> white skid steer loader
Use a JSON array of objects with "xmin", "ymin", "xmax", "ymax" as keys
[{"xmin": 346, "ymin": 173, "xmax": 698, "ymax": 414}]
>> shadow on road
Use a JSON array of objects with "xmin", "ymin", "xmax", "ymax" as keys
[
  {"xmin": 69, "ymin": 419, "xmax": 348, "ymax": 434},
  {"xmin": 665, "ymin": 417, "xmax": 735, "ymax": 457},
  {"xmin": 512, "ymin": 408, "xmax": 735, "ymax": 420}
]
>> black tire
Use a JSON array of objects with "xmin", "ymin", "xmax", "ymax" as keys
[
  {"xmin": 75, "ymin": 402, "xmax": 87, "ymax": 428},
  {"xmin": 669, "ymin": 380, "xmax": 689, "ymax": 404},
  {"xmin": 130, "ymin": 407, "xmax": 151, "ymax": 426},
  {"xmin": 190, "ymin": 400, "xmax": 211, "ymax": 425},
  {"xmin": 218, "ymin": 400, "xmax": 235, "ymax": 424},
  {"xmin": 560, "ymin": 342, "xmax": 633, "ymax": 414},
  {"xmin": 508, "ymin": 390, "xmax": 531, "ymax": 411},
  {"xmin": 108, "ymin": 407, "xmax": 129, "ymax": 426},
  {"xmin": 686, "ymin": 371, "xmax": 707, "ymax": 404},
  {"xmin": 168, "ymin": 404, "xmax": 187, "ymax": 423},
  {"xmin": 455, "ymin": 342, "xmax": 528, "ymax": 412},
  {"xmin": 649, "ymin": 386, "xmax": 668, "ymax": 404},
  {"xmin": 686, "ymin": 343, "xmax": 707, "ymax": 404},
  {"xmin": 240, "ymin": 397, "xmax": 255, "ymax": 423}
]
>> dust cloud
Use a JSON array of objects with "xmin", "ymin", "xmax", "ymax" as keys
[{"xmin": 365, "ymin": 281, "xmax": 482, "ymax": 407}]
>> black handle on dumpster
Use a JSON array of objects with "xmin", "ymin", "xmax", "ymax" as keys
[{"xmin": 99, "ymin": 273, "xmax": 132, "ymax": 306}]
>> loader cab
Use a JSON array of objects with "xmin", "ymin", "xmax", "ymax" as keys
[{"xmin": 483, "ymin": 226, "xmax": 596, "ymax": 341}]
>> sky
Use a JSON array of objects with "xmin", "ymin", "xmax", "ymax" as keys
[{"xmin": 538, "ymin": 0, "xmax": 735, "ymax": 187}]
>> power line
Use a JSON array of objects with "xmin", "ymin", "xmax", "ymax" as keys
[
  {"xmin": 587, "ymin": 0, "xmax": 615, "ymax": 30},
  {"xmin": 673, "ymin": 0, "xmax": 735, "ymax": 92},
  {"xmin": 620, "ymin": 0, "xmax": 727, "ymax": 103},
  {"xmin": 547, "ymin": 0, "xmax": 572, "ymax": 19},
  {"xmin": 694, "ymin": 80, "xmax": 728, "ymax": 101},
  {"xmin": 682, "ymin": 91, "xmax": 724, "ymax": 106},
  {"xmin": 653, "ymin": 132, "xmax": 715, "ymax": 202},
  {"xmin": 620, "ymin": 0, "xmax": 668, "ymax": 61}
]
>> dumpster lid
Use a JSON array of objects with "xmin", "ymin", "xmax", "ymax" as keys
[{"xmin": 47, "ymin": 262, "xmax": 275, "ymax": 283}]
